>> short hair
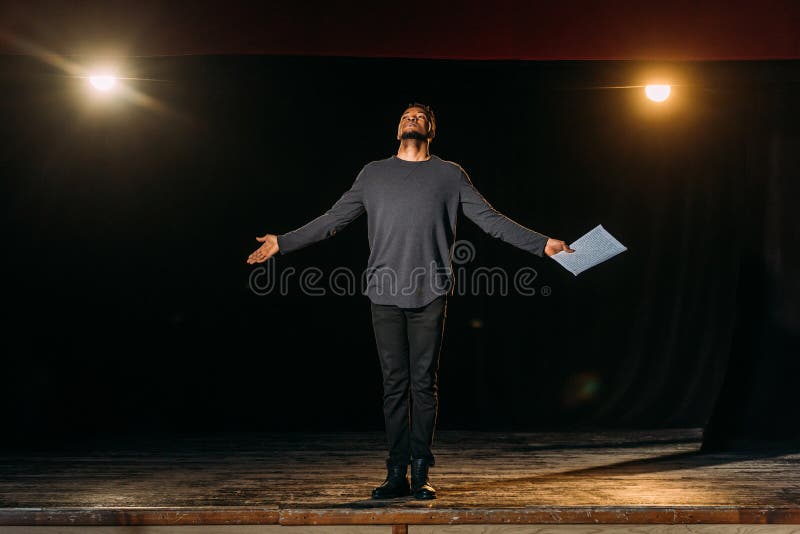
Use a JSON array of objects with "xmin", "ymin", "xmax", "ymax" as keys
[{"xmin": 403, "ymin": 102, "xmax": 437, "ymax": 140}]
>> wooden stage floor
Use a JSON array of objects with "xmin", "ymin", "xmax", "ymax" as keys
[{"xmin": 1, "ymin": 428, "xmax": 799, "ymax": 529}]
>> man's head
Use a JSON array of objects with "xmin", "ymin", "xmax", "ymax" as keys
[{"xmin": 397, "ymin": 102, "xmax": 436, "ymax": 142}]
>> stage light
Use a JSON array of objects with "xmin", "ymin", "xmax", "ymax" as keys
[
  {"xmin": 645, "ymin": 84, "xmax": 671, "ymax": 102},
  {"xmin": 89, "ymin": 75, "xmax": 117, "ymax": 92}
]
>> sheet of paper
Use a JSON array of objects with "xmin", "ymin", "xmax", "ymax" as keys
[{"xmin": 550, "ymin": 224, "xmax": 627, "ymax": 276}]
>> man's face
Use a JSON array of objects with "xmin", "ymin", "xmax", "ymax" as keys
[{"xmin": 397, "ymin": 107, "xmax": 431, "ymax": 141}]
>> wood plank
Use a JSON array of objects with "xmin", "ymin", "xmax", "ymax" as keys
[
  {"xmin": 0, "ymin": 508, "xmax": 278, "ymax": 526},
  {"xmin": 2, "ymin": 506, "xmax": 800, "ymax": 526},
  {"xmin": 1, "ymin": 429, "xmax": 798, "ymax": 525},
  {"xmin": 279, "ymin": 507, "xmax": 800, "ymax": 525},
  {"xmin": 2, "ymin": 526, "xmax": 800, "ymax": 534}
]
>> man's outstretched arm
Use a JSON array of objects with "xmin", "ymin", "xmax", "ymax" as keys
[
  {"xmin": 246, "ymin": 169, "xmax": 366, "ymax": 264},
  {"xmin": 459, "ymin": 169, "xmax": 574, "ymax": 257}
]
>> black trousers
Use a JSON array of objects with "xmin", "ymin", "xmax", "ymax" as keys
[{"xmin": 370, "ymin": 294, "xmax": 448, "ymax": 466}]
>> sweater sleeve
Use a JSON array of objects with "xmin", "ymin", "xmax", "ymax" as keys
[
  {"xmin": 277, "ymin": 168, "xmax": 367, "ymax": 255},
  {"xmin": 459, "ymin": 168, "xmax": 549, "ymax": 257}
]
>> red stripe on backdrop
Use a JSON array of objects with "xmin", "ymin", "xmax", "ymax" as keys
[{"xmin": 1, "ymin": 0, "xmax": 799, "ymax": 60}]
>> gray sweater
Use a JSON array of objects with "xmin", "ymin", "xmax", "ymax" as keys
[{"xmin": 277, "ymin": 155, "xmax": 549, "ymax": 308}]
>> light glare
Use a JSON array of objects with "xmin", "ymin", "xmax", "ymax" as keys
[
  {"xmin": 645, "ymin": 84, "xmax": 671, "ymax": 102},
  {"xmin": 89, "ymin": 75, "xmax": 116, "ymax": 91}
]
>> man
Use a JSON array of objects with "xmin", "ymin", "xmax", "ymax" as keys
[{"xmin": 246, "ymin": 103, "xmax": 574, "ymax": 500}]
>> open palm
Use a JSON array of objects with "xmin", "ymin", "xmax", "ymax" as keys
[{"xmin": 246, "ymin": 234, "xmax": 279, "ymax": 264}]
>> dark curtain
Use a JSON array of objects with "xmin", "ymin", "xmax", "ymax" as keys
[
  {"xmin": 703, "ymin": 80, "xmax": 800, "ymax": 449},
  {"xmin": 1, "ymin": 56, "xmax": 797, "ymax": 447}
]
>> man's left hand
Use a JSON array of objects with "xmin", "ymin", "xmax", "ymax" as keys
[{"xmin": 544, "ymin": 238, "xmax": 575, "ymax": 256}]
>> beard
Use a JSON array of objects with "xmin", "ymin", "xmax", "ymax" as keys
[{"xmin": 400, "ymin": 130, "xmax": 428, "ymax": 141}]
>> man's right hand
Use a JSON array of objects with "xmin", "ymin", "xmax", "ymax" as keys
[{"xmin": 246, "ymin": 234, "xmax": 280, "ymax": 264}]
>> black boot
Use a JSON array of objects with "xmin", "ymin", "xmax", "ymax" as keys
[
  {"xmin": 371, "ymin": 460, "xmax": 411, "ymax": 499},
  {"xmin": 410, "ymin": 458, "xmax": 436, "ymax": 500}
]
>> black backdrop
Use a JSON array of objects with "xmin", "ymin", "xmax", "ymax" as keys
[{"xmin": 2, "ymin": 56, "xmax": 797, "ymax": 447}]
